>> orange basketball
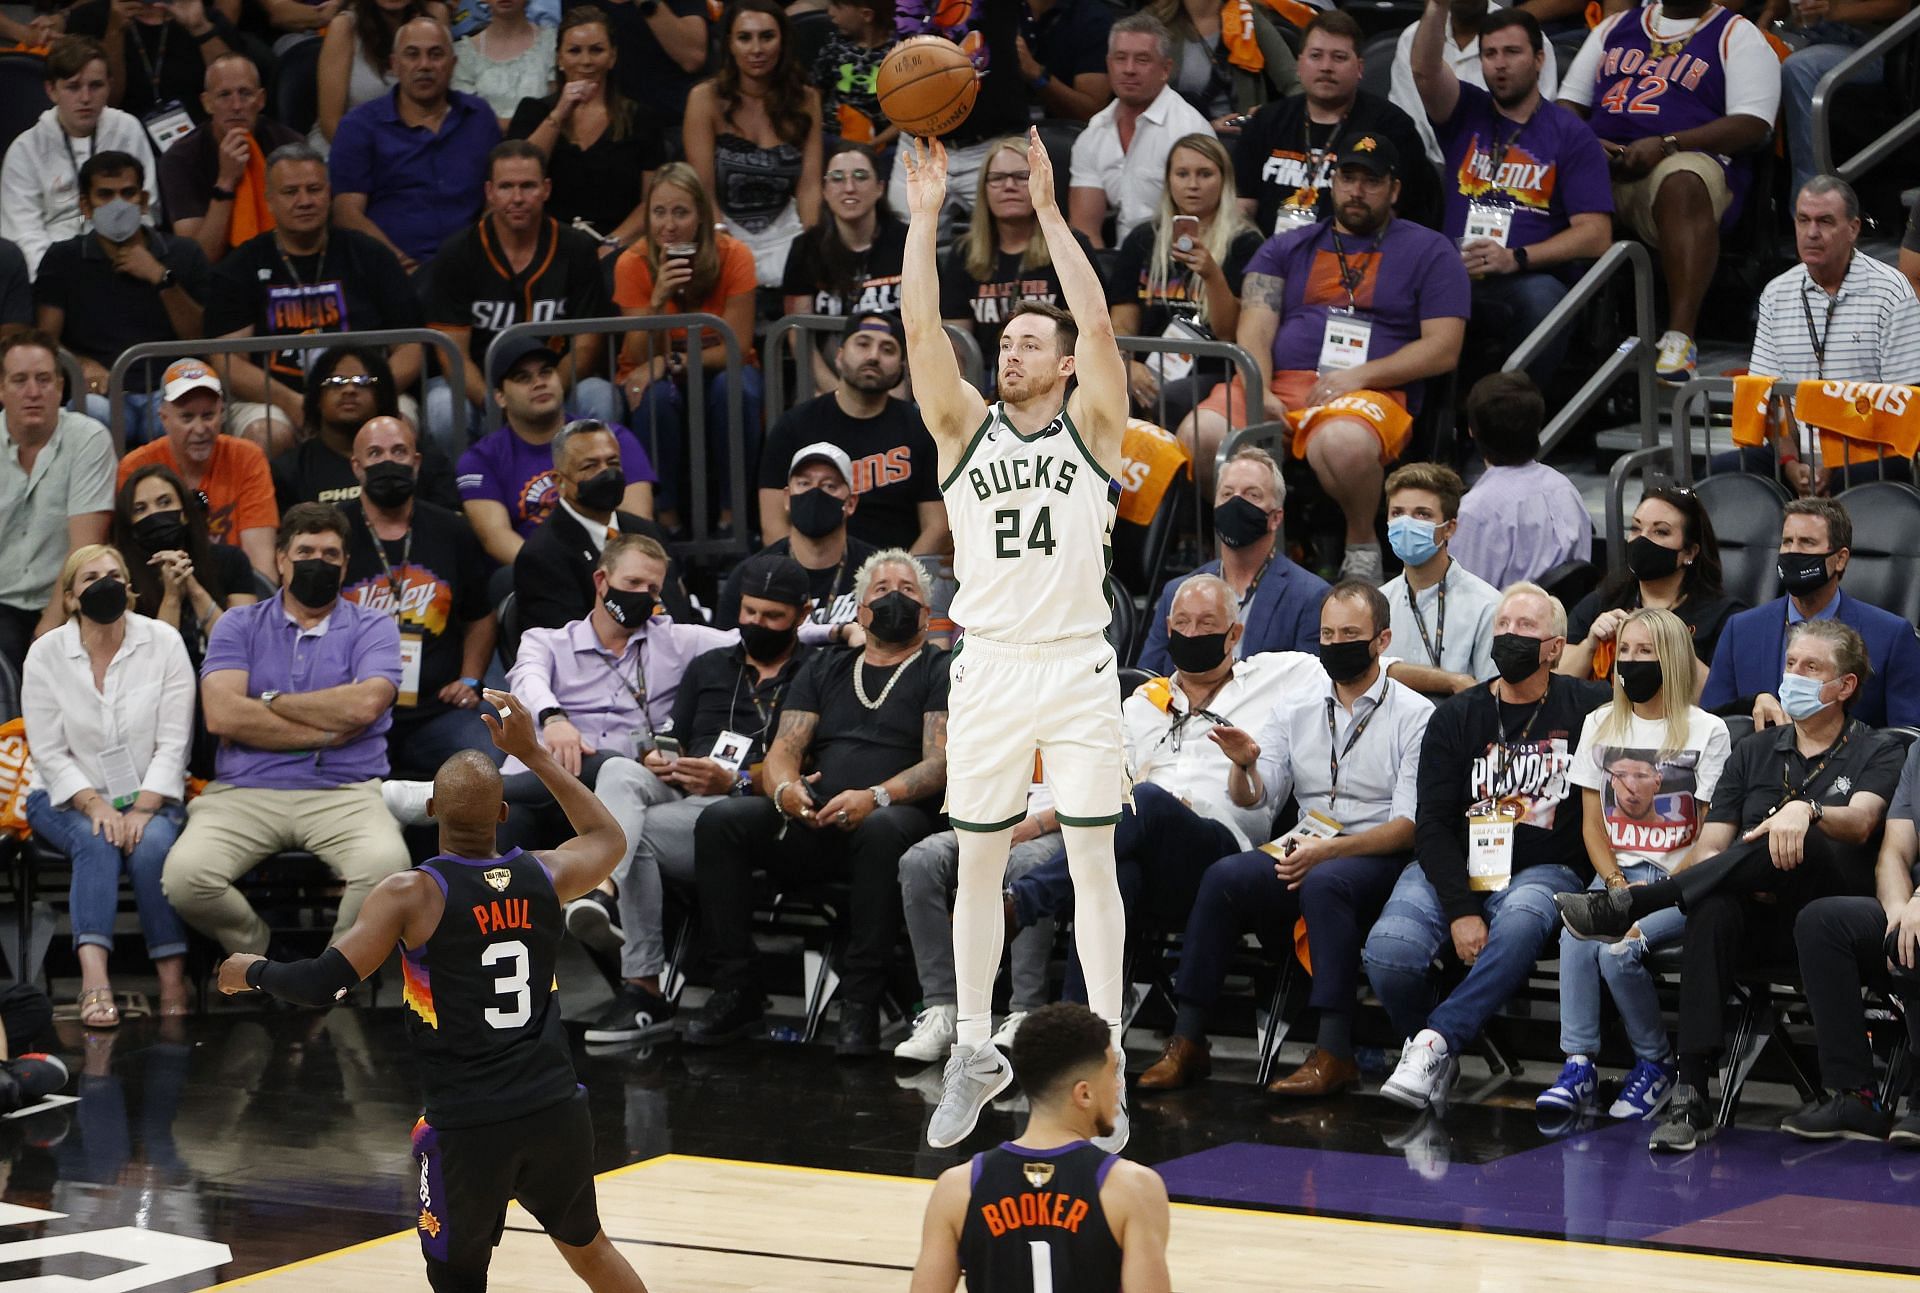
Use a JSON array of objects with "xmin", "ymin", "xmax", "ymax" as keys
[{"xmin": 876, "ymin": 36, "xmax": 979, "ymax": 138}]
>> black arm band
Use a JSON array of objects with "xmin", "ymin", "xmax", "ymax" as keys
[{"xmin": 246, "ymin": 947, "xmax": 361, "ymax": 1006}]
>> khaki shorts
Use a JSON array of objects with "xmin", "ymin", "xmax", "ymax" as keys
[{"xmin": 1611, "ymin": 152, "xmax": 1732, "ymax": 247}]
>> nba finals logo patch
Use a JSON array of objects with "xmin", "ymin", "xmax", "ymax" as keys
[
  {"xmin": 1023, "ymin": 1162, "xmax": 1055, "ymax": 1189},
  {"xmin": 484, "ymin": 867, "xmax": 513, "ymax": 893}
]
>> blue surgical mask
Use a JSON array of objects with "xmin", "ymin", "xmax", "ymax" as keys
[
  {"xmin": 1778, "ymin": 672, "xmax": 1832, "ymax": 721},
  {"xmin": 1387, "ymin": 515, "xmax": 1442, "ymax": 567}
]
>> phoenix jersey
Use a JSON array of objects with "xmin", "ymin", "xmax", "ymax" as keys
[
  {"xmin": 958, "ymin": 1141, "xmax": 1122, "ymax": 1293},
  {"xmin": 940, "ymin": 402, "xmax": 1118, "ymax": 643},
  {"xmin": 402, "ymin": 848, "xmax": 575, "ymax": 1129},
  {"xmin": 1586, "ymin": 5, "xmax": 1751, "ymax": 204}
]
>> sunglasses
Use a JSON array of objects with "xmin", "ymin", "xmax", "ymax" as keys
[
  {"xmin": 319, "ymin": 374, "xmax": 378, "ymax": 389},
  {"xmin": 826, "ymin": 168, "xmax": 874, "ymax": 184},
  {"xmin": 985, "ymin": 170, "xmax": 1031, "ymax": 187}
]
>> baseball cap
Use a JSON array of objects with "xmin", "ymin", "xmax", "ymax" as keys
[
  {"xmin": 736, "ymin": 553, "xmax": 811, "ymax": 608},
  {"xmin": 489, "ymin": 334, "xmax": 562, "ymax": 389},
  {"xmin": 1334, "ymin": 134, "xmax": 1398, "ymax": 179},
  {"xmin": 789, "ymin": 441, "xmax": 854, "ymax": 484},
  {"xmin": 160, "ymin": 359, "xmax": 223, "ymax": 404},
  {"xmin": 848, "ymin": 311, "xmax": 904, "ymax": 347}
]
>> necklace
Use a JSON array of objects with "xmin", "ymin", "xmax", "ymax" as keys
[
  {"xmin": 1646, "ymin": 4, "xmax": 1717, "ymax": 59},
  {"xmin": 853, "ymin": 648, "xmax": 918, "ymax": 710}
]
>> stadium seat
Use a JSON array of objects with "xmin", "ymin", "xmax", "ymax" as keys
[
  {"xmin": 1537, "ymin": 555, "xmax": 1601, "ymax": 612},
  {"xmin": 1116, "ymin": 666, "xmax": 1152, "ymax": 697},
  {"xmin": 1722, "ymin": 713, "xmax": 1756, "ymax": 745},
  {"xmin": 275, "ymin": 35, "xmax": 322, "ymax": 138},
  {"xmin": 1110, "ymin": 455, "xmax": 1186, "ymax": 604},
  {"xmin": 1834, "ymin": 480, "xmax": 1920, "ymax": 624},
  {"xmin": 0, "ymin": 53, "xmax": 45, "ymax": 162},
  {"xmin": 1358, "ymin": 31, "xmax": 1399, "ymax": 100},
  {"xmin": 496, "ymin": 591, "xmax": 522, "ymax": 671},
  {"xmin": 1105, "ymin": 571, "xmax": 1138, "ymax": 665},
  {"xmin": 1694, "ymin": 471, "xmax": 1787, "ymax": 609}
]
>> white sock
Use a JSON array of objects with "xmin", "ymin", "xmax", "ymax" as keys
[
  {"xmin": 1061, "ymin": 823, "xmax": 1125, "ymax": 1042},
  {"xmin": 952, "ymin": 827, "xmax": 1013, "ymax": 1050},
  {"xmin": 1568, "ymin": 1054, "xmax": 1590, "ymax": 1066}
]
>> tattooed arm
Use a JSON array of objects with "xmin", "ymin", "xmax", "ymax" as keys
[
  {"xmin": 881, "ymin": 710, "xmax": 950, "ymax": 805},
  {"xmin": 1235, "ymin": 271, "xmax": 1289, "ymax": 421},
  {"xmin": 764, "ymin": 709, "xmax": 820, "ymax": 818}
]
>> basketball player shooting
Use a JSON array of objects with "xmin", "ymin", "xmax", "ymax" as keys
[
  {"xmin": 902, "ymin": 128, "xmax": 1133, "ymax": 1152},
  {"xmin": 216, "ymin": 690, "xmax": 650, "ymax": 1293}
]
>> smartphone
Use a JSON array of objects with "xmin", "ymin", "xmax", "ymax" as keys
[
  {"xmin": 1171, "ymin": 214, "xmax": 1200, "ymax": 252},
  {"xmin": 653, "ymin": 735, "xmax": 681, "ymax": 764}
]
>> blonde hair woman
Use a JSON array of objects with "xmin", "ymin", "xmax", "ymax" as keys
[
  {"xmin": 1540, "ymin": 608, "xmax": 1730, "ymax": 1127},
  {"xmin": 21, "ymin": 545, "xmax": 196, "ymax": 1026}
]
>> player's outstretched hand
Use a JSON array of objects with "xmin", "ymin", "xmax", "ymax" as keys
[
  {"xmin": 217, "ymin": 953, "xmax": 262, "ymax": 995},
  {"xmin": 1026, "ymin": 126, "xmax": 1056, "ymax": 214},
  {"xmin": 903, "ymin": 136, "xmax": 948, "ymax": 219},
  {"xmin": 481, "ymin": 688, "xmax": 542, "ymax": 764}
]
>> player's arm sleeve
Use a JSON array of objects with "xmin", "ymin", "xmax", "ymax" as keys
[{"xmin": 247, "ymin": 946, "xmax": 363, "ymax": 1004}]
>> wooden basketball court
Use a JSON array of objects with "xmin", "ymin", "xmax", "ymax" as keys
[{"xmin": 205, "ymin": 1153, "xmax": 1909, "ymax": 1292}]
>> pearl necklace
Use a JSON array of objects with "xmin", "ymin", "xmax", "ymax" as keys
[{"xmin": 853, "ymin": 648, "xmax": 918, "ymax": 710}]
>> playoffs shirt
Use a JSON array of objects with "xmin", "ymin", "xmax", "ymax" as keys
[
  {"xmin": 1568, "ymin": 708, "xmax": 1731, "ymax": 871},
  {"xmin": 1433, "ymin": 82, "xmax": 1613, "ymax": 264},
  {"xmin": 759, "ymin": 394, "xmax": 942, "ymax": 551},
  {"xmin": 340, "ymin": 499, "xmax": 493, "ymax": 719}
]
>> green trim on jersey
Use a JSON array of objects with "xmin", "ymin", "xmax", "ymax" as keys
[
  {"xmin": 938, "ymin": 410, "xmax": 997, "ymax": 493},
  {"xmin": 951, "ymin": 810, "xmax": 1028, "ymax": 833},
  {"xmin": 1061, "ymin": 407, "xmax": 1115, "ymax": 485},
  {"xmin": 1054, "ymin": 810, "xmax": 1123, "ymax": 827}
]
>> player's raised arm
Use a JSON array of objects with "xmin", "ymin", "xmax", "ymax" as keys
[
  {"xmin": 481, "ymin": 688, "xmax": 629, "ymax": 901},
  {"xmin": 901, "ymin": 136, "xmax": 988, "ymax": 459},
  {"xmin": 1027, "ymin": 126, "xmax": 1128, "ymax": 470}
]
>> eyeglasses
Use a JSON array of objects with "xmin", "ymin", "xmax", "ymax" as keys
[
  {"xmin": 985, "ymin": 171, "xmax": 1031, "ymax": 187},
  {"xmin": 319, "ymin": 374, "xmax": 378, "ymax": 389},
  {"xmin": 825, "ymin": 168, "xmax": 874, "ymax": 185}
]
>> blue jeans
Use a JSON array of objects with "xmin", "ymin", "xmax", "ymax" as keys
[
  {"xmin": 1557, "ymin": 862, "xmax": 1685, "ymax": 1062},
  {"xmin": 1783, "ymin": 30, "xmax": 1882, "ymax": 195},
  {"xmin": 1470, "ymin": 272, "xmax": 1571, "ymax": 393},
  {"xmin": 628, "ymin": 367, "xmax": 764, "ymax": 517},
  {"xmin": 1362, "ymin": 862, "xmax": 1584, "ymax": 1052},
  {"xmin": 85, "ymin": 392, "xmax": 159, "ymax": 448},
  {"xmin": 24, "ymin": 790, "xmax": 189, "ymax": 959},
  {"xmin": 387, "ymin": 704, "xmax": 502, "ymax": 781}
]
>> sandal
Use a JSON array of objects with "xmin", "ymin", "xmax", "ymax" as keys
[{"xmin": 78, "ymin": 987, "xmax": 120, "ymax": 1029}]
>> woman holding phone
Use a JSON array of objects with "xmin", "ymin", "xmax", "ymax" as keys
[
  {"xmin": 613, "ymin": 164, "xmax": 762, "ymax": 533},
  {"xmin": 1108, "ymin": 133, "xmax": 1262, "ymax": 428}
]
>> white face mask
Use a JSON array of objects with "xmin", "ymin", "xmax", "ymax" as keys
[{"xmin": 90, "ymin": 197, "xmax": 143, "ymax": 243}]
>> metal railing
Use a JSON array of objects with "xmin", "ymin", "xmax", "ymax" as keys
[
  {"xmin": 1501, "ymin": 240, "xmax": 1657, "ymax": 458},
  {"xmin": 483, "ymin": 315, "xmax": 752, "ymax": 562},
  {"xmin": 1811, "ymin": 5, "xmax": 1920, "ymax": 182},
  {"xmin": 1666, "ymin": 376, "xmax": 1737, "ymax": 486},
  {"xmin": 764, "ymin": 315, "xmax": 985, "ymax": 421},
  {"xmin": 106, "ymin": 328, "xmax": 466, "ymax": 455}
]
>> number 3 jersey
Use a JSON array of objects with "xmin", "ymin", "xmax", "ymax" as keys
[
  {"xmin": 402, "ymin": 849, "xmax": 576, "ymax": 1129},
  {"xmin": 941, "ymin": 403, "xmax": 1119, "ymax": 644}
]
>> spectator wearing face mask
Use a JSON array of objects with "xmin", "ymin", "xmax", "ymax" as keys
[{"xmin": 722, "ymin": 442, "xmax": 877, "ymax": 641}]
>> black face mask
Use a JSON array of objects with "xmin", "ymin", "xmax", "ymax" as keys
[
  {"xmin": 1616, "ymin": 659, "xmax": 1665, "ymax": 705},
  {"xmin": 740, "ymin": 620, "xmax": 798, "ymax": 662},
  {"xmin": 132, "ymin": 509, "xmax": 189, "ymax": 552},
  {"xmin": 361, "ymin": 460, "xmax": 417, "ymax": 508},
  {"xmin": 78, "ymin": 577, "xmax": 127, "ymax": 624},
  {"xmin": 866, "ymin": 590, "xmax": 923, "ymax": 644},
  {"xmin": 288, "ymin": 558, "xmax": 342, "ymax": 607},
  {"xmin": 1625, "ymin": 535, "xmax": 1682, "ymax": 581},
  {"xmin": 1167, "ymin": 629, "xmax": 1230, "ymax": 675},
  {"xmin": 1490, "ymin": 632, "xmax": 1545, "ymax": 685},
  {"xmin": 1778, "ymin": 550, "xmax": 1834, "ymax": 598},
  {"xmin": 1213, "ymin": 495, "xmax": 1272, "ymax": 550},
  {"xmin": 1318, "ymin": 636, "xmax": 1377, "ymax": 685},
  {"xmin": 788, "ymin": 487, "xmax": 847, "ymax": 539},
  {"xmin": 603, "ymin": 586, "xmax": 656, "ymax": 628},
  {"xmin": 576, "ymin": 467, "xmax": 626, "ymax": 514}
]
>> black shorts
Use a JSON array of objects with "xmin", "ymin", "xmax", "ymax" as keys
[{"xmin": 412, "ymin": 1086, "xmax": 601, "ymax": 1271}]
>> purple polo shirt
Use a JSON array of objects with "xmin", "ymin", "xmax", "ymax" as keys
[
  {"xmin": 200, "ymin": 592, "xmax": 404, "ymax": 789},
  {"xmin": 329, "ymin": 88, "xmax": 503, "ymax": 263},
  {"xmin": 504, "ymin": 613, "xmax": 738, "ymax": 772}
]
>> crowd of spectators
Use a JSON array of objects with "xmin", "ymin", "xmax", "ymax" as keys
[{"xmin": 3, "ymin": 0, "xmax": 1920, "ymax": 1165}]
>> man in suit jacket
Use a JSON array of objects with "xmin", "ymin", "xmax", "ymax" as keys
[
  {"xmin": 514, "ymin": 419, "xmax": 692, "ymax": 632},
  {"xmin": 1138, "ymin": 447, "xmax": 1328, "ymax": 675},
  {"xmin": 1701, "ymin": 497, "xmax": 1920, "ymax": 728}
]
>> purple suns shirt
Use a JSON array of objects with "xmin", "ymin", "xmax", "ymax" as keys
[
  {"xmin": 200, "ymin": 592, "xmax": 403, "ymax": 788},
  {"xmin": 457, "ymin": 423, "xmax": 659, "ymax": 539},
  {"xmin": 1433, "ymin": 82, "xmax": 1614, "ymax": 254}
]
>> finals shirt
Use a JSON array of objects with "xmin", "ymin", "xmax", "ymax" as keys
[
  {"xmin": 938, "ymin": 231, "xmax": 1100, "ymax": 364},
  {"xmin": 1567, "ymin": 707, "xmax": 1732, "ymax": 871},
  {"xmin": 780, "ymin": 216, "xmax": 908, "ymax": 317},
  {"xmin": 1432, "ymin": 82, "xmax": 1613, "ymax": 260}
]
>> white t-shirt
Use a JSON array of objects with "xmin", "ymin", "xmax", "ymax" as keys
[
  {"xmin": 1568, "ymin": 705, "xmax": 1732, "ymax": 872},
  {"xmin": 1559, "ymin": 4, "xmax": 1781, "ymax": 125}
]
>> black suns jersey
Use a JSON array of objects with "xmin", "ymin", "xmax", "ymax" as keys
[{"xmin": 958, "ymin": 1141, "xmax": 1123, "ymax": 1292}]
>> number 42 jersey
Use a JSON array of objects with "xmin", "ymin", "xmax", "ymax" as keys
[
  {"xmin": 402, "ymin": 848, "xmax": 576, "ymax": 1129},
  {"xmin": 940, "ymin": 403, "xmax": 1119, "ymax": 644}
]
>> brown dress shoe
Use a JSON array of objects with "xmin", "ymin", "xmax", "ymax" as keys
[
  {"xmin": 1267, "ymin": 1047, "xmax": 1360, "ymax": 1097},
  {"xmin": 1137, "ymin": 1036, "xmax": 1211, "ymax": 1091}
]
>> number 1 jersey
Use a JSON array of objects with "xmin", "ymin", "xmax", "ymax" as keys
[
  {"xmin": 402, "ymin": 849, "xmax": 576, "ymax": 1129},
  {"xmin": 940, "ymin": 403, "xmax": 1118, "ymax": 644}
]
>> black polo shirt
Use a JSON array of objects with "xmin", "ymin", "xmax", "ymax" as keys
[
  {"xmin": 426, "ymin": 215, "xmax": 614, "ymax": 369},
  {"xmin": 158, "ymin": 116, "xmax": 304, "ymax": 225},
  {"xmin": 758, "ymin": 393, "xmax": 942, "ymax": 552},
  {"xmin": 1707, "ymin": 718, "xmax": 1908, "ymax": 890},
  {"xmin": 205, "ymin": 227, "xmax": 423, "ymax": 389},
  {"xmin": 786, "ymin": 642, "xmax": 950, "ymax": 801},
  {"xmin": 270, "ymin": 436, "xmax": 464, "ymax": 513},
  {"xmin": 669, "ymin": 640, "xmax": 814, "ymax": 763},
  {"xmin": 33, "ymin": 231, "xmax": 212, "ymax": 393}
]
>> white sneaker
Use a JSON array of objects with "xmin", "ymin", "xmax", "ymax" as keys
[
  {"xmin": 928, "ymin": 1042, "xmax": 1013, "ymax": 1149},
  {"xmin": 894, "ymin": 1004, "xmax": 958, "ymax": 1062},
  {"xmin": 991, "ymin": 1011, "xmax": 1028, "ymax": 1050},
  {"xmin": 1654, "ymin": 330, "xmax": 1697, "ymax": 382},
  {"xmin": 1382, "ymin": 1029, "xmax": 1457, "ymax": 1110},
  {"xmin": 380, "ymin": 779, "xmax": 433, "ymax": 826}
]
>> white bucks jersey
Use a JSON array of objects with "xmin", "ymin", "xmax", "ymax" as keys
[{"xmin": 940, "ymin": 403, "xmax": 1118, "ymax": 643}]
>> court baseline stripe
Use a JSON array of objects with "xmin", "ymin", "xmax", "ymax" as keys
[{"xmin": 502, "ymin": 1223, "xmax": 916, "ymax": 1273}]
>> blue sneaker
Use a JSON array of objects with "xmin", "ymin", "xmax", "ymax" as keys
[
  {"xmin": 1609, "ymin": 1057, "xmax": 1677, "ymax": 1120},
  {"xmin": 1536, "ymin": 1056, "xmax": 1598, "ymax": 1114}
]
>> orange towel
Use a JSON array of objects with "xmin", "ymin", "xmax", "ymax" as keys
[
  {"xmin": 228, "ymin": 133, "xmax": 273, "ymax": 247},
  {"xmin": 1257, "ymin": 0, "xmax": 1317, "ymax": 32},
  {"xmin": 1222, "ymin": 0, "xmax": 1266, "ymax": 74},
  {"xmin": 1731, "ymin": 375, "xmax": 1920, "ymax": 468}
]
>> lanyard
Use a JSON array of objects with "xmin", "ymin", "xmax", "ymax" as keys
[
  {"xmin": 1488, "ymin": 685, "xmax": 1550, "ymax": 788},
  {"xmin": 371, "ymin": 526, "xmax": 414, "ymax": 610},
  {"xmin": 1301, "ymin": 113, "xmax": 1346, "ymax": 191},
  {"xmin": 1774, "ymin": 722, "xmax": 1853, "ymax": 813},
  {"xmin": 727, "ymin": 656, "xmax": 788, "ymax": 754},
  {"xmin": 1800, "ymin": 282, "xmax": 1839, "ymax": 380},
  {"xmin": 596, "ymin": 638, "xmax": 652, "ymax": 736},
  {"xmin": 1406, "ymin": 572, "xmax": 1447, "ymax": 668},
  {"xmin": 1484, "ymin": 106, "xmax": 1536, "ymax": 196},
  {"xmin": 61, "ymin": 131, "xmax": 94, "ymax": 196},
  {"xmin": 1236, "ymin": 546, "xmax": 1277, "ymax": 617},
  {"xmin": 1157, "ymin": 671, "xmax": 1235, "ymax": 756},
  {"xmin": 1328, "ymin": 227, "xmax": 1381, "ymax": 313},
  {"xmin": 274, "ymin": 232, "xmax": 328, "ymax": 286},
  {"xmin": 1324, "ymin": 688, "xmax": 1383, "ymax": 813},
  {"xmin": 129, "ymin": 22, "xmax": 171, "ymax": 100}
]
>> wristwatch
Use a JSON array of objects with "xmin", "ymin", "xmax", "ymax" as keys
[
  {"xmin": 1806, "ymin": 798, "xmax": 1826, "ymax": 823},
  {"xmin": 1512, "ymin": 246, "xmax": 1530, "ymax": 273},
  {"xmin": 156, "ymin": 268, "xmax": 177, "ymax": 290},
  {"xmin": 260, "ymin": 689, "xmax": 280, "ymax": 710},
  {"xmin": 209, "ymin": 185, "xmax": 236, "ymax": 201},
  {"xmin": 869, "ymin": 784, "xmax": 892, "ymax": 809},
  {"xmin": 1660, "ymin": 134, "xmax": 1680, "ymax": 157},
  {"xmin": 538, "ymin": 706, "xmax": 568, "ymax": 727}
]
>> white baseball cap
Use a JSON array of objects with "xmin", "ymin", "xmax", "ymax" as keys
[
  {"xmin": 160, "ymin": 358, "xmax": 223, "ymax": 404},
  {"xmin": 789, "ymin": 441, "xmax": 853, "ymax": 484}
]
